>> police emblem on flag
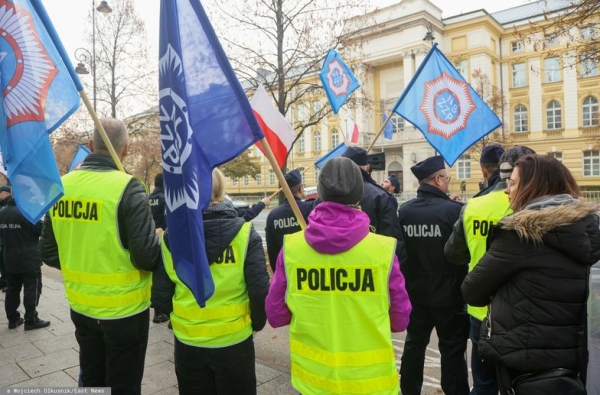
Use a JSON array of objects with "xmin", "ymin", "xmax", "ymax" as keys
[
  {"xmin": 419, "ymin": 71, "xmax": 475, "ymax": 139},
  {"xmin": 0, "ymin": 0, "xmax": 57, "ymax": 127},
  {"xmin": 325, "ymin": 58, "xmax": 352, "ymax": 97},
  {"xmin": 159, "ymin": 44, "xmax": 199, "ymax": 212}
]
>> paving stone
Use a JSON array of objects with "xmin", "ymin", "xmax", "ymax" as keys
[
  {"xmin": 144, "ymin": 339, "xmax": 175, "ymax": 367},
  {"xmin": 257, "ymin": 374, "xmax": 297, "ymax": 395},
  {"xmin": 0, "ymin": 325, "xmax": 56, "ymax": 348},
  {"xmin": 17, "ymin": 348, "xmax": 79, "ymax": 378},
  {"xmin": 140, "ymin": 360, "xmax": 178, "ymax": 394},
  {"xmin": 148, "ymin": 324, "xmax": 174, "ymax": 344},
  {"xmin": 33, "ymin": 332, "xmax": 78, "ymax": 354},
  {"xmin": 0, "ymin": 362, "xmax": 30, "ymax": 385},
  {"xmin": 256, "ymin": 362, "xmax": 286, "ymax": 384},
  {"xmin": 11, "ymin": 370, "xmax": 77, "ymax": 388},
  {"xmin": 0, "ymin": 342, "xmax": 44, "ymax": 367}
]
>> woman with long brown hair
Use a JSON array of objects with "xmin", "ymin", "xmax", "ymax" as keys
[{"xmin": 462, "ymin": 154, "xmax": 599, "ymax": 394}]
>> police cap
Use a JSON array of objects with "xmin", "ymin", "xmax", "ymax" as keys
[
  {"xmin": 341, "ymin": 146, "xmax": 368, "ymax": 166},
  {"xmin": 284, "ymin": 169, "xmax": 302, "ymax": 188},
  {"xmin": 387, "ymin": 175, "xmax": 400, "ymax": 194},
  {"xmin": 410, "ymin": 155, "xmax": 445, "ymax": 181}
]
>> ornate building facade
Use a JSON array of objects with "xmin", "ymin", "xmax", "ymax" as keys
[{"xmin": 227, "ymin": 0, "xmax": 600, "ymax": 197}]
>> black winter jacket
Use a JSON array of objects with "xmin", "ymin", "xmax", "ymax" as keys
[
  {"xmin": 359, "ymin": 169, "xmax": 400, "ymax": 238},
  {"xmin": 462, "ymin": 199, "xmax": 600, "ymax": 374},
  {"xmin": 149, "ymin": 186, "xmax": 166, "ymax": 230},
  {"xmin": 39, "ymin": 154, "xmax": 161, "ymax": 272},
  {"xmin": 152, "ymin": 207, "xmax": 270, "ymax": 333},
  {"xmin": 0, "ymin": 197, "xmax": 43, "ymax": 274},
  {"xmin": 398, "ymin": 184, "xmax": 466, "ymax": 308}
]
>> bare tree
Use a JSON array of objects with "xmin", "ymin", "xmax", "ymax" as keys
[
  {"xmin": 205, "ymin": 0, "xmax": 374, "ymax": 168},
  {"xmin": 466, "ymin": 69, "xmax": 511, "ymax": 158},
  {"xmin": 517, "ymin": 0, "xmax": 600, "ymax": 74},
  {"xmin": 86, "ymin": 0, "xmax": 157, "ymax": 119}
]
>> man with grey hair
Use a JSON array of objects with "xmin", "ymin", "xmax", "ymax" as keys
[{"xmin": 40, "ymin": 118, "xmax": 162, "ymax": 394}]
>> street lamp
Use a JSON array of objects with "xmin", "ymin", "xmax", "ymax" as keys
[
  {"xmin": 423, "ymin": 21, "xmax": 435, "ymax": 45},
  {"xmin": 75, "ymin": 1, "xmax": 112, "ymax": 112}
]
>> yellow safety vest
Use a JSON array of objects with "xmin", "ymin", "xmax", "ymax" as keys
[
  {"xmin": 50, "ymin": 169, "xmax": 152, "ymax": 319},
  {"xmin": 162, "ymin": 222, "xmax": 253, "ymax": 348},
  {"xmin": 284, "ymin": 231, "xmax": 399, "ymax": 395},
  {"xmin": 464, "ymin": 189, "xmax": 512, "ymax": 320}
]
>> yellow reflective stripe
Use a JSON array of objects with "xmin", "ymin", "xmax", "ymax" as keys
[
  {"xmin": 173, "ymin": 302, "xmax": 250, "ymax": 321},
  {"xmin": 172, "ymin": 315, "xmax": 251, "ymax": 337},
  {"xmin": 62, "ymin": 266, "xmax": 149, "ymax": 286},
  {"xmin": 292, "ymin": 363, "xmax": 398, "ymax": 394},
  {"xmin": 66, "ymin": 282, "xmax": 151, "ymax": 308},
  {"xmin": 291, "ymin": 339, "xmax": 394, "ymax": 367}
]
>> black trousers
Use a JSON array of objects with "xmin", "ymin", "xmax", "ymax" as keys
[
  {"xmin": 174, "ymin": 335, "xmax": 257, "ymax": 395},
  {"xmin": 71, "ymin": 308, "xmax": 149, "ymax": 395},
  {"xmin": 4, "ymin": 268, "xmax": 42, "ymax": 323},
  {"xmin": 400, "ymin": 305, "xmax": 470, "ymax": 395}
]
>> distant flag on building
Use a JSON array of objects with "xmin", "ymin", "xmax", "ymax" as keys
[
  {"xmin": 382, "ymin": 114, "xmax": 394, "ymax": 140},
  {"xmin": 346, "ymin": 118, "xmax": 360, "ymax": 144},
  {"xmin": 159, "ymin": 0, "xmax": 264, "ymax": 307},
  {"xmin": 251, "ymin": 84, "xmax": 295, "ymax": 169},
  {"xmin": 319, "ymin": 49, "xmax": 360, "ymax": 114},
  {"xmin": 391, "ymin": 44, "xmax": 501, "ymax": 166},
  {"xmin": 0, "ymin": 0, "xmax": 81, "ymax": 223},
  {"xmin": 315, "ymin": 142, "xmax": 347, "ymax": 170},
  {"xmin": 68, "ymin": 145, "xmax": 91, "ymax": 172}
]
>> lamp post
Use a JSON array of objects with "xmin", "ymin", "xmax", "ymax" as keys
[
  {"xmin": 423, "ymin": 21, "xmax": 435, "ymax": 45},
  {"xmin": 75, "ymin": 1, "xmax": 112, "ymax": 112}
]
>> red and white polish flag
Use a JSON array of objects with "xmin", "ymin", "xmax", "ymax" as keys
[
  {"xmin": 251, "ymin": 85, "xmax": 296, "ymax": 168},
  {"xmin": 347, "ymin": 118, "xmax": 360, "ymax": 144}
]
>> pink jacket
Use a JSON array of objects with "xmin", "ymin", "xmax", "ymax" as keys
[{"xmin": 265, "ymin": 201, "xmax": 411, "ymax": 332}]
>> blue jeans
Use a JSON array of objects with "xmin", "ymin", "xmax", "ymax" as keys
[
  {"xmin": 175, "ymin": 336, "xmax": 256, "ymax": 395},
  {"xmin": 469, "ymin": 316, "xmax": 498, "ymax": 395}
]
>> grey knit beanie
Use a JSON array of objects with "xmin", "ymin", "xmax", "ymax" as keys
[
  {"xmin": 318, "ymin": 157, "xmax": 363, "ymax": 205},
  {"xmin": 498, "ymin": 145, "xmax": 536, "ymax": 179}
]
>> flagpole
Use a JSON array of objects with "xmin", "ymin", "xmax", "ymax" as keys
[
  {"xmin": 367, "ymin": 113, "xmax": 394, "ymax": 153},
  {"xmin": 78, "ymin": 90, "xmax": 125, "ymax": 172},
  {"xmin": 259, "ymin": 137, "xmax": 307, "ymax": 229}
]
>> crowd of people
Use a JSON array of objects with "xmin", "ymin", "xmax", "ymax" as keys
[{"xmin": 0, "ymin": 118, "xmax": 595, "ymax": 395}]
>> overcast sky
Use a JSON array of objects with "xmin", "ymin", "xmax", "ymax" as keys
[{"xmin": 42, "ymin": 0, "xmax": 530, "ymax": 64}]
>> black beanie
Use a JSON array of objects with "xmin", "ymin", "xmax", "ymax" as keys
[{"xmin": 318, "ymin": 157, "xmax": 363, "ymax": 205}]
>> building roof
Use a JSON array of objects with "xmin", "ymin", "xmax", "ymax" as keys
[{"xmin": 490, "ymin": 0, "xmax": 571, "ymax": 25}]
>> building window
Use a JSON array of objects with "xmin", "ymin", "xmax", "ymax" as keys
[
  {"xmin": 548, "ymin": 152, "xmax": 563, "ymax": 162},
  {"xmin": 331, "ymin": 129, "xmax": 339, "ymax": 147},
  {"xmin": 297, "ymin": 133, "xmax": 305, "ymax": 153},
  {"xmin": 544, "ymin": 34, "xmax": 558, "ymax": 47},
  {"xmin": 454, "ymin": 59, "xmax": 468, "ymax": 79},
  {"xmin": 512, "ymin": 63, "xmax": 526, "ymax": 88},
  {"xmin": 581, "ymin": 52, "xmax": 598, "ymax": 78},
  {"xmin": 583, "ymin": 96, "xmax": 599, "ymax": 127},
  {"xmin": 544, "ymin": 57, "xmax": 561, "ymax": 83},
  {"xmin": 297, "ymin": 103, "xmax": 308, "ymax": 123},
  {"xmin": 232, "ymin": 178, "xmax": 237, "ymax": 186},
  {"xmin": 511, "ymin": 41, "xmax": 524, "ymax": 53},
  {"xmin": 457, "ymin": 155, "xmax": 471, "ymax": 179},
  {"xmin": 313, "ymin": 131, "xmax": 321, "ymax": 152},
  {"xmin": 581, "ymin": 26, "xmax": 597, "ymax": 39},
  {"xmin": 583, "ymin": 151, "xmax": 600, "ymax": 176},
  {"xmin": 243, "ymin": 175, "xmax": 249, "ymax": 186},
  {"xmin": 269, "ymin": 169, "xmax": 275, "ymax": 185},
  {"xmin": 391, "ymin": 114, "xmax": 405, "ymax": 133},
  {"xmin": 256, "ymin": 174, "xmax": 262, "ymax": 186},
  {"xmin": 546, "ymin": 100, "xmax": 562, "ymax": 130},
  {"xmin": 514, "ymin": 104, "xmax": 528, "ymax": 132}
]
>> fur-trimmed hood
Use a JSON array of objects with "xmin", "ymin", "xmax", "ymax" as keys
[{"xmin": 499, "ymin": 200, "xmax": 600, "ymax": 265}]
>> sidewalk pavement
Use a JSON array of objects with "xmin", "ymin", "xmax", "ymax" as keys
[{"xmin": 0, "ymin": 265, "xmax": 296, "ymax": 394}]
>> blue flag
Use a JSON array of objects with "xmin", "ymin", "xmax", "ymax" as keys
[
  {"xmin": 0, "ymin": 0, "xmax": 81, "ymax": 223},
  {"xmin": 68, "ymin": 145, "xmax": 91, "ymax": 172},
  {"xmin": 382, "ymin": 114, "xmax": 394, "ymax": 140},
  {"xmin": 159, "ymin": 0, "xmax": 265, "ymax": 307},
  {"xmin": 319, "ymin": 49, "xmax": 360, "ymax": 114},
  {"xmin": 315, "ymin": 142, "xmax": 347, "ymax": 170},
  {"xmin": 391, "ymin": 44, "xmax": 501, "ymax": 166}
]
